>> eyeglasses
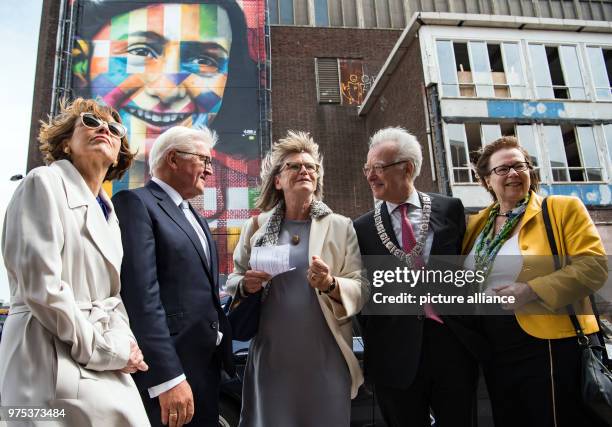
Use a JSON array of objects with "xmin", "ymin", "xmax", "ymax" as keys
[
  {"xmin": 489, "ymin": 161, "xmax": 530, "ymax": 176},
  {"xmin": 282, "ymin": 161, "xmax": 320, "ymax": 174},
  {"xmin": 362, "ymin": 160, "xmax": 409, "ymax": 176},
  {"xmin": 80, "ymin": 112, "xmax": 127, "ymax": 138},
  {"xmin": 175, "ymin": 150, "xmax": 213, "ymax": 168}
]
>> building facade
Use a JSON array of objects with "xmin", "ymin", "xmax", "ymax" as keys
[
  {"xmin": 28, "ymin": 0, "xmax": 612, "ymax": 272},
  {"xmin": 359, "ymin": 12, "xmax": 612, "ymax": 249}
]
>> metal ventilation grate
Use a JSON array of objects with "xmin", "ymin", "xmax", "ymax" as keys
[{"xmin": 315, "ymin": 58, "xmax": 341, "ymax": 104}]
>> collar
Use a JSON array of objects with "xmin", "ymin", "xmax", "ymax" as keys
[
  {"xmin": 151, "ymin": 176, "xmax": 184, "ymax": 207},
  {"xmin": 386, "ymin": 189, "xmax": 421, "ymax": 214}
]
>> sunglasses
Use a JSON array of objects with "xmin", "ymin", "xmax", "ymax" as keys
[{"xmin": 80, "ymin": 112, "xmax": 127, "ymax": 139}]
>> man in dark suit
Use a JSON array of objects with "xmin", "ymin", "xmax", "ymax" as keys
[
  {"xmin": 354, "ymin": 127, "xmax": 484, "ymax": 427},
  {"xmin": 113, "ymin": 126, "xmax": 233, "ymax": 427}
]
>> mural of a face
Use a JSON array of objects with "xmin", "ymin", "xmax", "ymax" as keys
[
  {"xmin": 72, "ymin": 0, "xmax": 266, "ymax": 276},
  {"xmin": 87, "ymin": 4, "xmax": 231, "ymax": 159}
]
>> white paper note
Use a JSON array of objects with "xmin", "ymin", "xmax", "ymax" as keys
[{"xmin": 250, "ymin": 244, "xmax": 295, "ymax": 277}]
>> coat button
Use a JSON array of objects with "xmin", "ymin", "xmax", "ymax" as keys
[
  {"xmin": 210, "ymin": 321, "xmax": 218, "ymax": 330},
  {"xmin": 521, "ymin": 245, "xmax": 528, "ymax": 250}
]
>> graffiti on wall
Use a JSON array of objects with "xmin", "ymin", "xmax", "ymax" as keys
[
  {"xmin": 71, "ymin": 0, "xmax": 267, "ymax": 276},
  {"xmin": 339, "ymin": 59, "xmax": 377, "ymax": 106}
]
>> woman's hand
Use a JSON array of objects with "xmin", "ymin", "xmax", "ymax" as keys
[
  {"xmin": 307, "ymin": 255, "xmax": 333, "ymax": 291},
  {"xmin": 242, "ymin": 270, "xmax": 272, "ymax": 294},
  {"xmin": 120, "ymin": 341, "xmax": 149, "ymax": 374},
  {"xmin": 491, "ymin": 282, "xmax": 538, "ymax": 310}
]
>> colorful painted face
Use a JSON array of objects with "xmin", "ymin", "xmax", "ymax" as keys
[{"xmin": 88, "ymin": 4, "xmax": 232, "ymax": 135}]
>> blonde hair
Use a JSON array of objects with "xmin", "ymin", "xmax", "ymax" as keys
[
  {"xmin": 256, "ymin": 131, "xmax": 324, "ymax": 211},
  {"xmin": 38, "ymin": 97, "xmax": 134, "ymax": 181}
]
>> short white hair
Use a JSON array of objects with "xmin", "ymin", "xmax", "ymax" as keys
[
  {"xmin": 369, "ymin": 126, "xmax": 422, "ymax": 178},
  {"xmin": 149, "ymin": 126, "xmax": 218, "ymax": 176}
]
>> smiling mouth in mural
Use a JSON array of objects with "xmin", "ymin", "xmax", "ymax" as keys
[{"xmin": 125, "ymin": 106, "xmax": 193, "ymax": 127}]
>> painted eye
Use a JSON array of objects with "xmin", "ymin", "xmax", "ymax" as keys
[
  {"xmin": 189, "ymin": 56, "xmax": 219, "ymax": 68},
  {"xmin": 127, "ymin": 44, "xmax": 159, "ymax": 59}
]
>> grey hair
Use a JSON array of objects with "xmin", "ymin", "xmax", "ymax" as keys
[
  {"xmin": 257, "ymin": 130, "xmax": 324, "ymax": 211},
  {"xmin": 149, "ymin": 126, "xmax": 218, "ymax": 176},
  {"xmin": 369, "ymin": 126, "xmax": 422, "ymax": 179}
]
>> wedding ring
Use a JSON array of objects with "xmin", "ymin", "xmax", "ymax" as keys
[{"xmin": 169, "ymin": 411, "xmax": 178, "ymax": 416}]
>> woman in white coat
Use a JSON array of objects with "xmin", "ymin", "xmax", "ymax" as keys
[
  {"xmin": 0, "ymin": 98, "xmax": 150, "ymax": 426},
  {"xmin": 227, "ymin": 131, "xmax": 368, "ymax": 427}
]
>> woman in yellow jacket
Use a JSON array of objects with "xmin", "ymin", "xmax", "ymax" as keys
[{"xmin": 463, "ymin": 136, "xmax": 607, "ymax": 427}]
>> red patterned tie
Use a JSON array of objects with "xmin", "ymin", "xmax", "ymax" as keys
[{"xmin": 399, "ymin": 204, "xmax": 443, "ymax": 324}]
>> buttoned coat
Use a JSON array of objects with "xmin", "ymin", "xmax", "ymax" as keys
[
  {"xmin": 0, "ymin": 160, "xmax": 149, "ymax": 426},
  {"xmin": 226, "ymin": 210, "xmax": 368, "ymax": 399}
]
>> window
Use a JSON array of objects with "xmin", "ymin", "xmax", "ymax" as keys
[
  {"xmin": 446, "ymin": 123, "xmax": 472, "ymax": 183},
  {"xmin": 543, "ymin": 125, "xmax": 602, "ymax": 182},
  {"xmin": 315, "ymin": 58, "xmax": 376, "ymax": 105},
  {"xmin": 315, "ymin": 58, "xmax": 341, "ymax": 103},
  {"xmin": 436, "ymin": 40, "xmax": 525, "ymax": 98},
  {"xmin": 314, "ymin": 0, "xmax": 329, "ymax": 26},
  {"xmin": 529, "ymin": 44, "xmax": 586, "ymax": 100},
  {"xmin": 269, "ymin": 0, "xmax": 279, "ymax": 24},
  {"xmin": 279, "ymin": 0, "xmax": 294, "ymax": 24},
  {"xmin": 604, "ymin": 125, "xmax": 612, "ymax": 168},
  {"xmin": 446, "ymin": 122, "xmax": 539, "ymax": 183},
  {"xmin": 587, "ymin": 47, "xmax": 612, "ymax": 100},
  {"xmin": 268, "ymin": 0, "xmax": 294, "ymax": 24}
]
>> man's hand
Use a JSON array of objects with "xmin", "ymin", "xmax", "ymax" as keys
[
  {"xmin": 159, "ymin": 380, "xmax": 194, "ymax": 427},
  {"xmin": 120, "ymin": 341, "xmax": 149, "ymax": 374}
]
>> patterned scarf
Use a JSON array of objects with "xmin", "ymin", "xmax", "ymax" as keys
[
  {"xmin": 255, "ymin": 199, "xmax": 333, "ymax": 247},
  {"xmin": 474, "ymin": 193, "xmax": 531, "ymax": 287},
  {"xmin": 253, "ymin": 199, "xmax": 332, "ymax": 301}
]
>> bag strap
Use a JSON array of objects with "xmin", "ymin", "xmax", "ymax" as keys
[{"xmin": 542, "ymin": 198, "xmax": 608, "ymax": 354}]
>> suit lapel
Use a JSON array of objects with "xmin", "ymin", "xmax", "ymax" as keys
[
  {"xmin": 53, "ymin": 161, "xmax": 122, "ymax": 275},
  {"xmin": 380, "ymin": 202, "xmax": 400, "ymax": 248},
  {"xmin": 308, "ymin": 214, "xmax": 332, "ymax": 258},
  {"xmin": 190, "ymin": 205, "xmax": 218, "ymax": 287},
  {"xmin": 147, "ymin": 181, "xmax": 214, "ymax": 282}
]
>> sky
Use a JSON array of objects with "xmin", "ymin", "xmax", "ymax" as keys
[{"xmin": 0, "ymin": 0, "xmax": 43, "ymax": 303}]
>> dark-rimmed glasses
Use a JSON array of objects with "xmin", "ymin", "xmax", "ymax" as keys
[
  {"xmin": 282, "ymin": 161, "xmax": 320, "ymax": 174},
  {"xmin": 80, "ymin": 112, "xmax": 127, "ymax": 138},
  {"xmin": 363, "ymin": 160, "xmax": 408, "ymax": 176},
  {"xmin": 489, "ymin": 162, "xmax": 530, "ymax": 176},
  {"xmin": 175, "ymin": 150, "xmax": 213, "ymax": 168}
]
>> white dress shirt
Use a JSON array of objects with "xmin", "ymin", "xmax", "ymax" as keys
[
  {"xmin": 147, "ymin": 177, "xmax": 221, "ymax": 398},
  {"xmin": 385, "ymin": 189, "xmax": 434, "ymax": 264}
]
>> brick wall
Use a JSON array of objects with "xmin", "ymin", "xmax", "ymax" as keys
[
  {"xmin": 362, "ymin": 35, "xmax": 437, "ymax": 194},
  {"xmin": 270, "ymin": 26, "xmax": 401, "ymax": 218}
]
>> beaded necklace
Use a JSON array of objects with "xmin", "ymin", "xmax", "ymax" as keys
[{"xmin": 473, "ymin": 193, "xmax": 530, "ymax": 286}]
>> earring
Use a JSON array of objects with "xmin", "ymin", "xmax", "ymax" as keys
[
  {"xmin": 112, "ymin": 159, "xmax": 119, "ymax": 167},
  {"xmin": 63, "ymin": 146, "xmax": 71, "ymax": 155}
]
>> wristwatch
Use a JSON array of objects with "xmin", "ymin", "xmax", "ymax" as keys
[{"xmin": 321, "ymin": 276, "xmax": 337, "ymax": 294}]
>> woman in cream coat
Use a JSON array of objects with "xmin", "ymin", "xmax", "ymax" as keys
[
  {"xmin": 227, "ymin": 131, "xmax": 368, "ymax": 427},
  {"xmin": 0, "ymin": 99, "xmax": 150, "ymax": 426}
]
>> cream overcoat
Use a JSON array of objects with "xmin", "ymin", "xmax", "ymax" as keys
[
  {"xmin": 226, "ymin": 210, "xmax": 369, "ymax": 399},
  {"xmin": 0, "ymin": 160, "xmax": 149, "ymax": 426}
]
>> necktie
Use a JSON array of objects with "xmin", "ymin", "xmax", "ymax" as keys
[
  {"xmin": 181, "ymin": 201, "xmax": 211, "ymax": 268},
  {"xmin": 399, "ymin": 204, "xmax": 443, "ymax": 324}
]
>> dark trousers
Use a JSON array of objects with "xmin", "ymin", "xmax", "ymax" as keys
[
  {"xmin": 375, "ymin": 320, "xmax": 478, "ymax": 427},
  {"xmin": 141, "ymin": 361, "xmax": 221, "ymax": 427},
  {"xmin": 482, "ymin": 316, "xmax": 606, "ymax": 427}
]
